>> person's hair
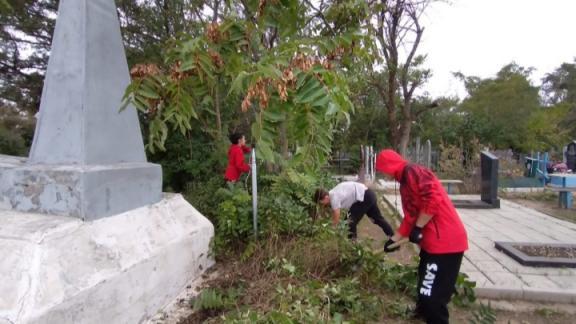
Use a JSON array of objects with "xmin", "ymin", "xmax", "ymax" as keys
[
  {"xmin": 313, "ymin": 188, "xmax": 328, "ymax": 204},
  {"xmin": 229, "ymin": 132, "xmax": 244, "ymax": 144}
]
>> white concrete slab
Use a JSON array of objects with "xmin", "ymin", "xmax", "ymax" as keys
[{"xmin": 0, "ymin": 194, "xmax": 214, "ymax": 324}]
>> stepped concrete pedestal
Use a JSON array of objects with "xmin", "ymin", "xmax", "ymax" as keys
[
  {"xmin": 0, "ymin": 160, "xmax": 162, "ymax": 221},
  {"xmin": 0, "ymin": 194, "xmax": 213, "ymax": 324},
  {"xmin": 0, "ymin": 0, "xmax": 214, "ymax": 322}
]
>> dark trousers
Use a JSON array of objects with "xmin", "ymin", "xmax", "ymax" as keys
[
  {"xmin": 347, "ymin": 189, "xmax": 394, "ymax": 238},
  {"xmin": 416, "ymin": 250, "xmax": 464, "ymax": 324}
]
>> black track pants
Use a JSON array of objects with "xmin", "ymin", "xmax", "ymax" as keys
[
  {"xmin": 347, "ymin": 189, "xmax": 394, "ymax": 238},
  {"xmin": 416, "ymin": 250, "xmax": 464, "ymax": 324}
]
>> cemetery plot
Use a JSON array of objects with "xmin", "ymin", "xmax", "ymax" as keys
[{"xmin": 495, "ymin": 242, "xmax": 576, "ymax": 268}]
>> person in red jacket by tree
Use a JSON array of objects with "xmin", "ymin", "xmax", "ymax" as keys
[
  {"xmin": 224, "ymin": 132, "xmax": 251, "ymax": 183},
  {"xmin": 376, "ymin": 149, "xmax": 468, "ymax": 324}
]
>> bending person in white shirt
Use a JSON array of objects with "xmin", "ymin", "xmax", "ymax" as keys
[{"xmin": 314, "ymin": 181, "xmax": 394, "ymax": 240}]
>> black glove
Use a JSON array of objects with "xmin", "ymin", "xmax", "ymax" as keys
[
  {"xmin": 384, "ymin": 238, "xmax": 400, "ymax": 253},
  {"xmin": 409, "ymin": 226, "xmax": 423, "ymax": 244},
  {"xmin": 251, "ymin": 142, "xmax": 256, "ymax": 148}
]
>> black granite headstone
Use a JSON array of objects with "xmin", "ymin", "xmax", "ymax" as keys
[
  {"xmin": 452, "ymin": 151, "xmax": 500, "ymax": 209},
  {"xmin": 480, "ymin": 151, "xmax": 500, "ymax": 207}
]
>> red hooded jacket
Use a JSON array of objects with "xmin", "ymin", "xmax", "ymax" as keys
[
  {"xmin": 376, "ymin": 149, "xmax": 468, "ymax": 254},
  {"xmin": 224, "ymin": 144, "xmax": 251, "ymax": 182}
]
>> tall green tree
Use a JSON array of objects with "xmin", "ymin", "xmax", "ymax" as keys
[
  {"xmin": 0, "ymin": 0, "xmax": 57, "ymax": 113},
  {"xmin": 411, "ymin": 96, "xmax": 460, "ymax": 145},
  {"xmin": 365, "ymin": 0, "xmax": 435, "ymax": 155},
  {"xmin": 0, "ymin": 0, "xmax": 211, "ymax": 113},
  {"xmin": 117, "ymin": 0, "xmax": 211, "ymax": 65},
  {"xmin": 542, "ymin": 58, "xmax": 576, "ymax": 106},
  {"xmin": 124, "ymin": 0, "xmax": 359, "ymax": 170},
  {"xmin": 542, "ymin": 58, "xmax": 576, "ymax": 138},
  {"xmin": 456, "ymin": 63, "xmax": 564, "ymax": 151},
  {"xmin": 0, "ymin": 103, "xmax": 34, "ymax": 155}
]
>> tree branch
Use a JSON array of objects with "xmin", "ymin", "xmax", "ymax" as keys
[{"xmin": 303, "ymin": 0, "xmax": 336, "ymax": 36}]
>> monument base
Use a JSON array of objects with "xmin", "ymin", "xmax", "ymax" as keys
[
  {"xmin": 0, "ymin": 155, "xmax": 162, "ymax": 221},
  {"xmin": 0, "ymin": 194, "xmax": 213, "ymax": 324},
  {"xmin": 452, "ymin": 198, "xmax": 501, "ymax": 209}
]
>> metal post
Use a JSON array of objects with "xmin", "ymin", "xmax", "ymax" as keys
[
  {"xmin": 370, "ymin": 146, "xmax": 375, "ymax": 181},
  {"xmin": 365, "ymin": 145, "xmax": 370, "ymax": 181},
  {"xmin": 368, "ymin": 146, "xmax": 371, "ymax": 181},
  {"xmin": 251, "ymin": 148, "xmax": 258, "ymax": 238}
]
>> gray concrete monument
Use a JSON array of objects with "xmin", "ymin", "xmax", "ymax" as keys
[
  {"xmin": 0, "ymin": 0, "xmax": 162, "ymax": 220},
  {"xmin": 0, "ymin": 0, "xmax": 213, "ymax": 322}
]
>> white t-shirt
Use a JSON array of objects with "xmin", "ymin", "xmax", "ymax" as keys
[{"xmin": 329, "ymin": 181, "xmax": 368, "ymax": 210}]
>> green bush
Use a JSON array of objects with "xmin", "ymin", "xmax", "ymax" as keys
[
  {"xmin": 195, "ymin": 167, "xmax": 337, "ymax": 256},
  {"xmin": 259, "ymin": 193, "xmax": 308, "ymax": 236},
  {"xmin": 0, "ymin": 125, "xmax": 27, "ymax": 156},
  {"xmin": 453, "ymin": 272, "xmax": 477, "ymax": 307},
  {"xmin": 212, "ymin": 185, "xmax": 254, "ymax": 250}
]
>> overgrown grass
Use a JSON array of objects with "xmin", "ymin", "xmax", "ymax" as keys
[
  {"xmin": 183, "ymin": 231, "xmax": 401, "ymax": 323},
  {"xmin": 180, "ymin": 170, "xmax": 478, "ymax": 323},
  {"xmin": 180, "ymin": 225, "xmax": 477, "ymax": 323}
]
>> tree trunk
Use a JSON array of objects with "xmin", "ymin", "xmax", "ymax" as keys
[
  {"xmin": 398, "ymin": 118, "xmax": 412, "ymax": 157},
  {"xmin": 398, "ymin": 100, "xmax": 413, "ymax": 156},
  {"xmin": 387, "ymin": 62, "xmax": 400, "ymax": 151}
]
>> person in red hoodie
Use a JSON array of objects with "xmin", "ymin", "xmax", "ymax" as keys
[
  {"xmin": 224, "ymin": 132, "xmax": 251, "ymax": 183},
  {"xmin": 375, "ymin": 149, "xmax": 468, "ymax": 324}
]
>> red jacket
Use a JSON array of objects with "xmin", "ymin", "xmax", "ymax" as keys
[
  {"xmin": 224, "ymin": 144, "xmax": 251, "ymax": 181},
  {"xmin": 376, "ymin": 149, "xmax": 468, "ymax": 254}
]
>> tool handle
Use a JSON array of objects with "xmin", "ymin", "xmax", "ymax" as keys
[{"xmin": 388, "ymin": 237, "xmax": 409, "ymax": 249}]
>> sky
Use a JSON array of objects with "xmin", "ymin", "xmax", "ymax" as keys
[{"xmin": 417, "ymin": 0, "xmax": 576, "ymax": 99}]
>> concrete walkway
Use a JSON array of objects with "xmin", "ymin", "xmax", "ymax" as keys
[{"xmin": 383, "ymin": 194, "xmax": 576, "ymax": 304}]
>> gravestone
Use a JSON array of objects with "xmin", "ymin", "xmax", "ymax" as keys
[
  {"xmin": 0, "ymin": 0, "xmax": 213, "ymax": 323},
  {"xmin": 452, "ymin": 151, "xmax": 500, "ymax": 209},
  {"xmin": 480, "ymin": 151, "xmax": 500, "ymax": 207}
]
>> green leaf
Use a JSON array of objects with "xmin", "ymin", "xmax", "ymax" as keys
[
  {"xmin": 258, "ymin": 143, "xmax": 275, "ymax": 162},
  {"xmin": 138, "ymin": 86, "xmax": 160, "ymax": 99},
  {"xmin": 294, "ymin": 77, "xmax": 324, "ymax": 104},
  {"xmin": 257, "ymin": 64, "xmax": 283, "ymax": 79},
  {"xmin": 311, "ymin": 95, "xmax": 330, "ymax": 107},
  {"xmin": 229, "ymin": 71, "xmax": 250, "ymax": 96},
  {"xmin": 264, "ymin": 110, "xmax": 285, "ymax": 122}
]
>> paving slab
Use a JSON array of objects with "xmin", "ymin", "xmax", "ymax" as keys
[{"xmin": 383, "ymin": 193, "xmax": 576, "ymax": 304}]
